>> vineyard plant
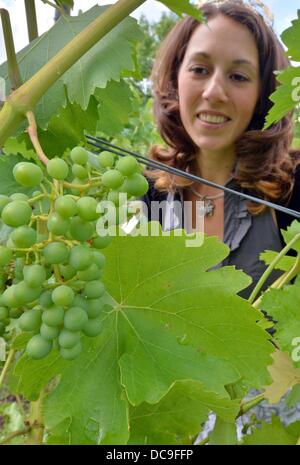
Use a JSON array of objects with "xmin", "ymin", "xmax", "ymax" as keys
[{"xmin": 0, "ymin": 0, "xmax": 300, "ymax": 446}]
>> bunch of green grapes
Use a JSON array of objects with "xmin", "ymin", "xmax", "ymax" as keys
[{"xmin": 0, "ymin": 146, "xmax": 148, "ymax": 360}]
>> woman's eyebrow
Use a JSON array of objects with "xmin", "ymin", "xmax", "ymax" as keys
[{"xmin": 187, "ymin": 52, "xmax": 258, "ymax": 71}]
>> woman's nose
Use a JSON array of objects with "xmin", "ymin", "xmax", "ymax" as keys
[{"xmin": 202, "ymin": 73, "xmax": 229, "ymax": 103}]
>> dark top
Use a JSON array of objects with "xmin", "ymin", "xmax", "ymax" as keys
[{"xmin": 141, "ymin": 165, "xmax": 300, "ymax": 299}]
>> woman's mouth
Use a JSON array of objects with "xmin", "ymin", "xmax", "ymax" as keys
[{"xmin": 196, "ymin": 112, "xmax": 231, "ymax": 128}]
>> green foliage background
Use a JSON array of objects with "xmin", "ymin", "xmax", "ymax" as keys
[{"xmin": 0, "ymin": 0, "xmax": 300, "ymax": 445}]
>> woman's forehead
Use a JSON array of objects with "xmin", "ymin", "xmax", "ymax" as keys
[{"xmin": 184, "ymin": 15, "xmax": 259, "ymax": 63}]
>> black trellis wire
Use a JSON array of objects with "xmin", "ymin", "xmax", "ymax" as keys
[{"xmin": 85, "ymin": 133, "xmax": 300, "ymax": 220}]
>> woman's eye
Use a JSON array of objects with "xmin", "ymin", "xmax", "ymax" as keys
[
  {"xmin": 231, "ymin": 73, "xmax": 249, "ymax": 82},
  {"xmin": 190, "ymin": 66, "xmax": 208, "ymax": 75}
]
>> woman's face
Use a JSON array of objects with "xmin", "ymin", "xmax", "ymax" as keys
[{"xmin": 177, "ymin": 14, "xmax": 260, "ymax": 156}]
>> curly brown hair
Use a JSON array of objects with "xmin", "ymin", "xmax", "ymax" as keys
[{"xmin": 147, "ymin": 1, "xmax": 300, "ymax": 215}]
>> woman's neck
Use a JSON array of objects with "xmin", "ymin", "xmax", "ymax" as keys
[{"xmin": 193, "ymin": 149, "xmax": 237, "ymax": 195}]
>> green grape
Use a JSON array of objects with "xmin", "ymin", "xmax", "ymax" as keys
[
  {"xmin": 70, "ymin": 147, "xmax": 88, "ymax": 165},
  {"xmin": 2, "ymin": 285, "xmax": 20, "ymax": 308},
  {"xmin": 121, "ymin": 173, "xmax": 149, "ymax": 197},
  {"xmin": 47, "ymin": 157, "xmax": 69, "ymax": 180},
  {"xmin": 58, "ymin": 329, "xmax": 80, "ymax": 349},
  {"xmin": 42, "ymin": 306, "xmax": 64, "ymax": 326},
  {"xmin": 60, "ymin": 341, "xmax": 82, "ymax": 360},
  {"xmin": 72, "ymin": 294, "xmax": 88, "ymax": 310},
  {"xmin": 51, "ymin": 285, "xmax": 74, "ymax": 307},
  {"xmin": 72, "ymin": 164, "xmax": 88, "ymax": 180},
  {"xmin": 107, "ymin": 190, "xmax": 127, "ymax": 206},
  {"xmin": 0, "ymin": 246, "xmax": 13, "ymax": 266},
  {"xmin": 43, "ymin": 242, "xmax": 69, "ymax": 264},
  {"xmin": 69, "ymin": 245, "xmax": 92, "ymax": 271},
  {"xmin": 13, "ymin": 162, "xmax": 43, "ymax": 187},
  {"xmin": 86, "ymin": 298, "xmax": 104, "ymax": 319},
  {"xmin": 59, "ymin": 264, "xmax": 76, "ymax": 280},
  {"xmin": 0, "ymin": 306, "xmax": 9, "ymax": 321},
  {"xmin": 1, "ymin": 200, "xmax": 32, "ymax": 227},
  {"xmin": 92, "ymin": 250, "xmax": 105, "ymax": 269},
  {"xmin": 69, "ymin": 216, "xmax": 94, "ymax": 242},
  {"xmin": 76, "ymin": 196, "xmax": 99, "ymax": 221},
  {"xmin": 116, "ymin": 156, "xmax": 139, "ymax": 176},
  {"xmin": 13, "ymin": 281, "xmax": 42, "ymax": 305},
  {"xmin": 77, "ymin": 263, "xmax": 102, "ymax": 281},
  {"xmin": 83, "ymin": 281, "xmax": 105, "ymax": 299},
  {"xmin": 18, "ymin": 308, "xmax": 42, "ymax": 332},
  {"xmin": 55, "ymin": 195, "xmax": 77, "ymax": 218},
  {"xmin": 10, "ymin": 193, "xmax": 29, "ymax": 201},
  {"xmin": 82, "ymin": 317, "xmax": 103, "ymax": 337},
  {"xmin": 64, "ymin": 306, "xmax": 88, "ymax": 331},
  {"xmin": 0, "ymin": 195, "xmax": 10, "ymax": 214},
  {"xmin": 39, "ymin": 290, "xmax": 53, "ymax": 308},
  {"xmin": 10, "ymin": 226, "xmax": 37, "ymax": 249},
  {"xmin": 47, "ymin": 212, "xmax": 70, "ymax": 235},
  {"xmin": 40, "ymin": 323, "xmax": 60, "ymax": 340},
  {"xmin": 98, "ymin": 151, "xmax": 115, "ymax": 169},
  {"xmin": 102, "ymin": 170, "xmax": 124, "ymax": 190},
  {"xmin": 9, "ymin": 307, "xmax": 23, "ymax": 319},
  {"xmin": 26, "ymin": 334, "xmax": 52, "ymax": 359},
  {"xmin": 91, "ymin": 235, "xmax": 113, "ymax": 249},
  {"xmin": 23, "ymin": 264, "xmax": 46, "ymax": 288}
]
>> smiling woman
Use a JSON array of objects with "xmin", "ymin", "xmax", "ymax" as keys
[{"xmin": 142, "ymin": 0, "xmax": 300, "ymax": 299}]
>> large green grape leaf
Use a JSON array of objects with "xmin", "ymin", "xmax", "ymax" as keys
[
  {"xmin": 128, "ymin": 381, "xmax": 240, "ymax": 445},
  {"xmin": 13, "ymin": 228, "xmax": 273, "ymax": 444},
  {"xmin": 0, "ymin": 6, "xmax": 142, "ymax": 129},
  {"xmin": 100, "ymin": 225, "xmax": 273, "ymax": 392},
  {"xmin": 264, "ymin": 67, "xmax": 300, "ymax": 129},
  {"xmin": 281, "ymin": 11, "xmax": 300, "ymax": 62},
  {"xmin": 94, "ymin": 79, "xmax": 134, "ymax": 135},
  {"xmin": 241, "ymin": 417, "xmax": 300, "ymax": 445},
  {"xmin": 260, "ymin": 280, "xmax": 300, "ymax": 368}
]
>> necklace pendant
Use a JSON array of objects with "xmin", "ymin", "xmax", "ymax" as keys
[{"xmin": 198, "ymin": 199, "xmax": 215, "ymax": 217}]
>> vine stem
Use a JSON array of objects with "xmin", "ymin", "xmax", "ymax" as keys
[
  {"xmin": 0, "ymin": 348, "xmax": 16, "ymax": 388},
  {"xmin": 26, "ymin": 111, "xmax": 49, "ymax": 165},
  {"xmin": 0, "ymin": 0, "xmax": 146, "ymax": 146},
  {"xmin": 0, "ymin": 9, "xmax": 23, "ymax": 90},
  {"xmin": 26, "ymin": 392, "xmax": 45, "ymax": 444},
  {"xmin": 0, "ymin": 425, "xmax": 31, "ymax": 445},
  {"xmin": 253, "ymin": 255, "xmax": 300, "ymax": 309},
  {"xmin": 24, "ymin": 0, "xmax": 39, "ymax": 42},
  {"xmin": 248, "ymin": 232, "xmax": 300, "ymax": 305}
]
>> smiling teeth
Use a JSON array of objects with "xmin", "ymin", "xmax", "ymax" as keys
[{"xmin": 199, "ymin": 113, "xmax": 228, "ymax": 124}]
